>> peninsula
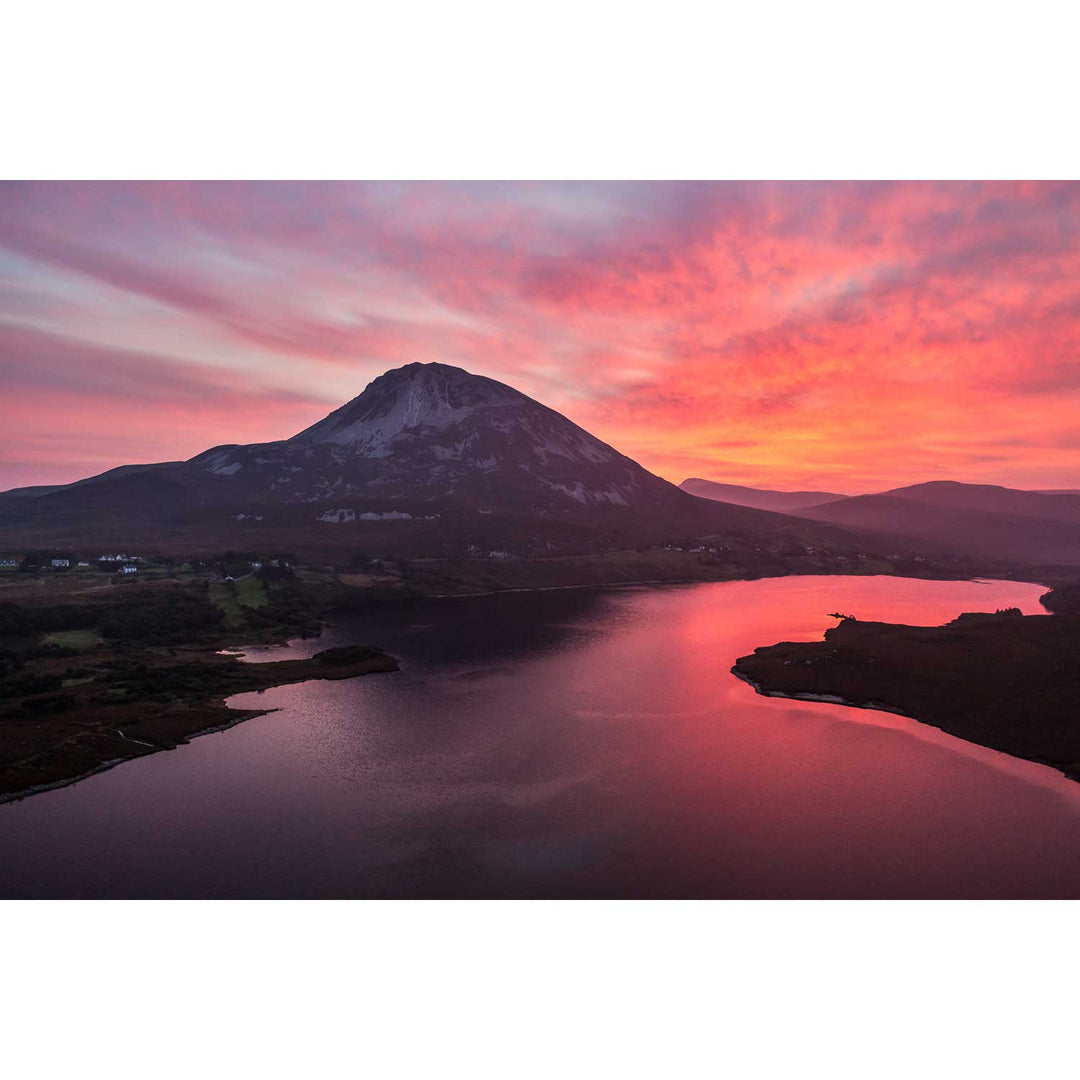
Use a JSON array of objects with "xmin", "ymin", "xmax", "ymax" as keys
[{"xmin": 733, "ymin": 588, "xmax": 1080, "ymax": 780}]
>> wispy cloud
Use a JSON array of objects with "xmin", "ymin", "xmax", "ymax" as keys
[{"xmin": 1, "ymin": 181, "xmax": 1077, "ymax": 491}]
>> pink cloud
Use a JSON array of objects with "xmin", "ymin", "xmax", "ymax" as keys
[{"xmin": 1, "ymin": 181, "xmax": 1077, "ymax": 492}]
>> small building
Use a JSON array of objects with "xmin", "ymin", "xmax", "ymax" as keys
[
  {"xmin": 77, "ymin": 560, "xmax": 90, "ymax": 567},
  {"xmin": 51, "ymin": 558, "xmax": 70, "ymax": 568},
  {"xmin": 0, "ymin": 557, "xmax": 16, "ymax": 567},
  {"xmin": 118, "ymin": 564, "xmax": 138, "ymax": 575}
]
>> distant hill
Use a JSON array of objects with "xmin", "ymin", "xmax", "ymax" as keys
[
  {"xmin": 875, "ymin": 481, "xmax": 1080, "ymax": 525},
  {"xmin": 0, "ymin": 484, "xmax": 65, "ymax": 505},
  {"xmin": 0, "ymin": 362, "xmax": 889, "ymax": 563},
  {"xmin": 792, "ymin": 482, "xmax": 1080, "ymax": 567},
  {"xmin": 679, "ymin": 478, "xmax": 846, "ymax": 512}
]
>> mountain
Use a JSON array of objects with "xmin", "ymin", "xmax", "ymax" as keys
[
  {"xmin": 0, "ymin": 362, "xmax": 883, "ymax": 562},
  {"xmin": 792, "ymin": 481, "xmax": 1080, "ymax": 567},
  {"xmin": 232, "ymin": 362, "xmax": 691, "ymax": 512},
  {"xmin": 873, "ymin": 480, "xmax": 1080, "ymax": 525},
  {"xmin": 679, "ymin": 478, "xmax": 846, "ymax": 512}
]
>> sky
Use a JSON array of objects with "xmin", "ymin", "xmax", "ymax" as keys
[{"xmin": 1, "ymin": 180, "xmax": 1077, "ymax": 494}]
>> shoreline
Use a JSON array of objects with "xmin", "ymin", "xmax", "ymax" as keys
[
  {"xmin": 417, "ymin": 569, "xmax": 1055, "ymax": 602},
  {"xmin": 0, "ymin": 700, "xmax": 289, "ymax": 807},
  {"xmin": 732, "ymin": 612, "xmax": 1080, "ymax": 785},
  {"xmin": 425, "ymin": 576, "xmax": 714, "ymax": 599},
  {"xmin": 730, "ymin": 660, "xmax": 1075, "ymax": 790},
  {"xmin": 0, "ymin": 648, "xmax": 399, "ymax": 806},
  {"xmin": 730, "ymin": 666, "xmax": 1080, "ymax": 787},
  {"xmin": 731, "ymin": 667, "xmax": 911, "ymax": 713}
]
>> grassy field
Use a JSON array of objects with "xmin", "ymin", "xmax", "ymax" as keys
[
  {"xmin": 209, "ymin": 576, "xmax": 268, "ymax": 628},
  {"xmin": 42, "ymin": 629, "xmax": 102, "ymax": 651},
  {"xmin": 208, "ymin": 582, "xmax": 246, "ymax": 628},
  {"xmin": 235, "ymin": 576, "xmax": 268, "ymax": 608}
]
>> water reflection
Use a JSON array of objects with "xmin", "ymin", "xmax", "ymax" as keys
[{"xmin": 2, "ymin": 575, "xmax": 1078, "ymax": 898}]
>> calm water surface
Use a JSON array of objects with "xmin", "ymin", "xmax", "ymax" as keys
[{"xmin": 1, "ymin": 575, "xmax": 1077, "ymax": 898}]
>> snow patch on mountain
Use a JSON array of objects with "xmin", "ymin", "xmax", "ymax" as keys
[
  {"xmin": 318, "ymin": 508, "xmax": 415, "ymax": 524},
  {"xmin": 545, "ymin": 481, "xmax": 589, "ymax": 504},
  {"xmin": 200, "ymin": 451, "xmax": 244, "ymax": 476},
  {"xmin": 319, "ymin": 508, "xmax": 356, "ymax": 524}
]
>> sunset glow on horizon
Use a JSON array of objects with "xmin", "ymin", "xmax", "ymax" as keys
[{"xmin": 2, "ymin": 180, "xmax": 1077, "ymax": 493}]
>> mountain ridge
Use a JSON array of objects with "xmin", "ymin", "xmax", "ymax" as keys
[
  {"xmin": 679, "ymin": 477, "xmax": 847, "ymax": 512},
  {"xmin": 0, "ymin": 362, "xmax": 901, "ymax": 563},
  {"xmin": 791, "ymin": 487, "xmax": 1080, "ymax": 565}
]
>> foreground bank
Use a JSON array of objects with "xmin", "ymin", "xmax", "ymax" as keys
[
  {"xmin": 0, "ymin": 568, "xmax": 400, "ymax": 802},
  {"xmin": 0, "ymin": 644, "xmax": 398, "ymax": 803},
  {"xmin": 733, "ymin": 590, "xmax": 1080, "ymax": 780}
]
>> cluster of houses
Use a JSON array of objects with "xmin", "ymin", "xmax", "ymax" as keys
[
  {"xmin": 2, "ymin": 551, "xmax": 300, "ymax": 578},
  {"xmin": 209, "ymin": 557, "xmax": 292, "ymax": 583},
  {"xmin": 0, "ymin": 553, "xmax": 142, "ymax": 574},
  {"xmin": 82, "ymin": 554, "xmax": 141, "ymax": 573}
]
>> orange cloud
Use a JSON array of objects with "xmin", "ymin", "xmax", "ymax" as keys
[{"xmin": 1, "ymin": 181, "xmax": 1077, "ymax": 492}]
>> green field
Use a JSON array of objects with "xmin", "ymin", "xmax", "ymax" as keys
[
  {"xmin": 43, "ymin": 629, "xmax": 102, "ymax": 651},
  {"xmin": 208, "ymin": 583, "xmax": 246, "ymax": 628},
  {"xmin": 235, "ymin": 576, "xmax": 268, "ymax": 608},
  {"xmin": 209, "ymin": 576, "xmax": 268, "ymax": 628}
]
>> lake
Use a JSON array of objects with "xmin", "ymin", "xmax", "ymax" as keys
[{"xmin": 1, "ymin": 574, "xmax": 1078, "ymax": 898}]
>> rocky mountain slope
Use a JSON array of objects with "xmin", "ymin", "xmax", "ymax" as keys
[{"xmin": 194, "ymin": 362, "xmax": 698, "ymax": 514}]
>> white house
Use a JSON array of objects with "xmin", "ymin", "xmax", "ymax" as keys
[
  {"xmin": 118, "ymin": 564, "xmax": 138, "ymax": 575},
  {"xmin": 51, "ymin": 558, "xmax": 70, "ymax": 568}
]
